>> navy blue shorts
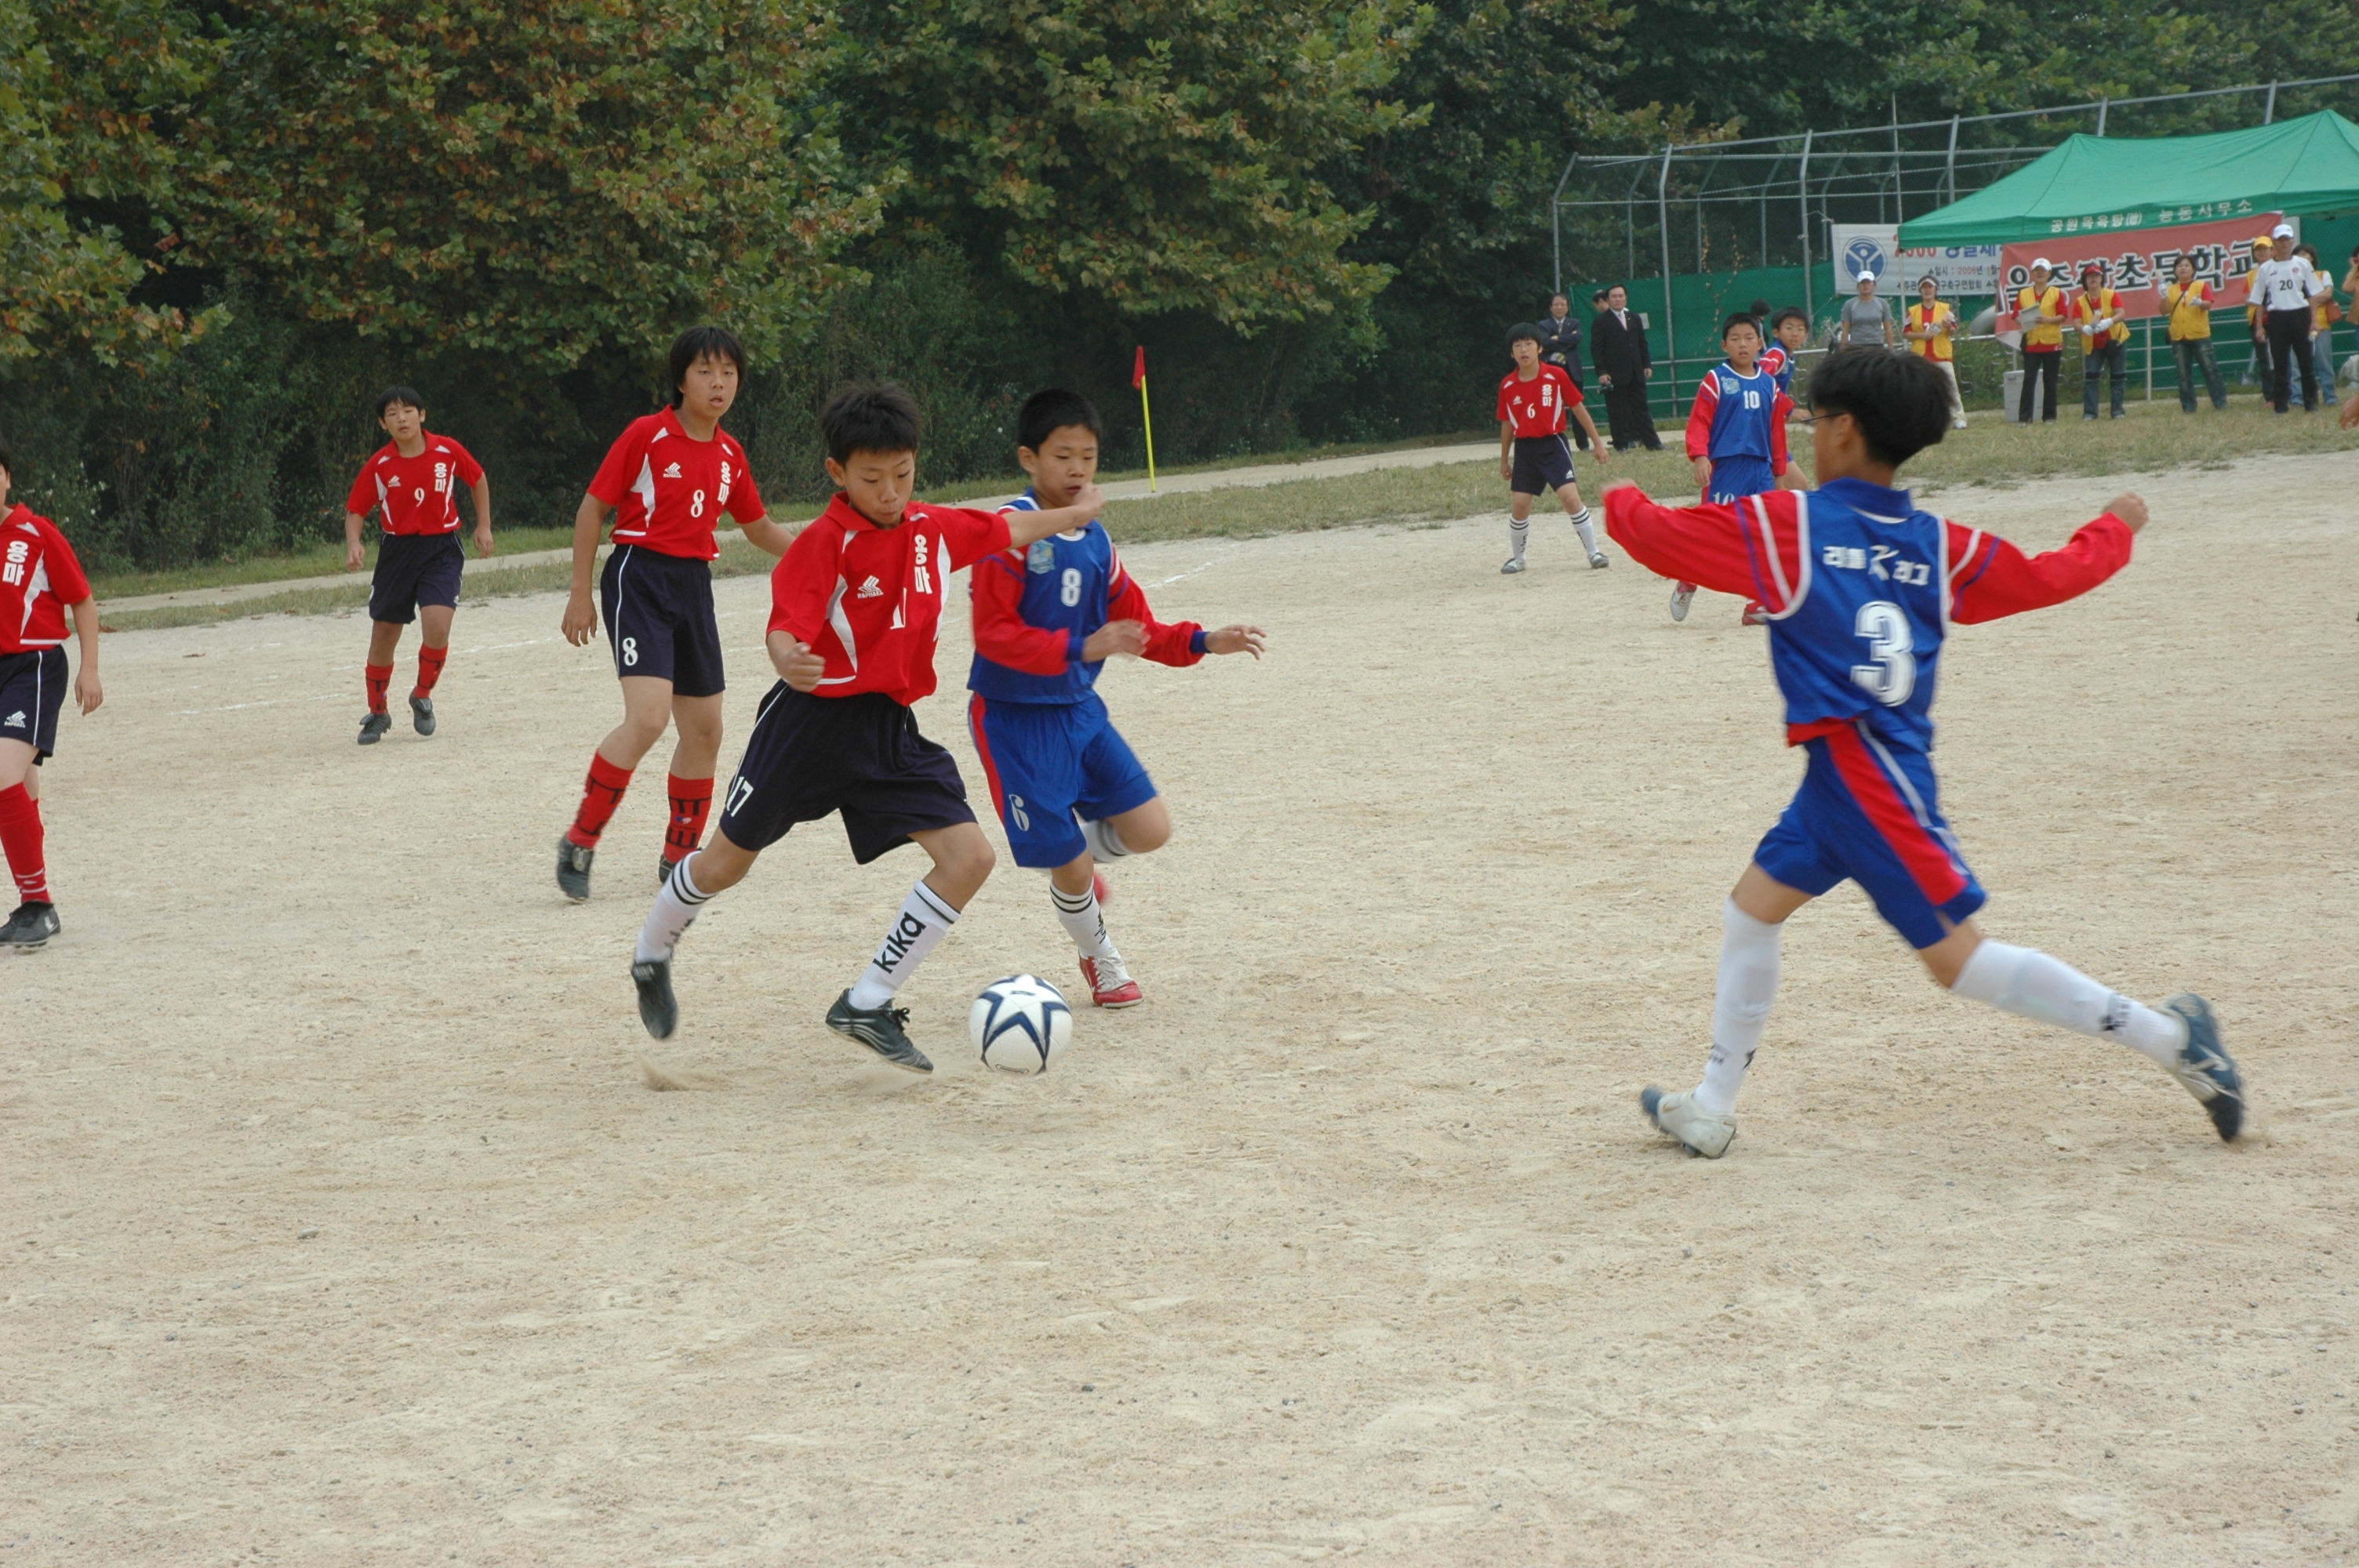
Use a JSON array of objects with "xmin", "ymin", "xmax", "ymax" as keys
[
  {"xmin": 718, "ymin": 685, "xmax": 975, "ymax": 862},
  {"xmin": 1706, "ymin": 456, "xmax": 1778, "ymax": 503},
  {"xmin": 601, "ymin": 545, "xmax": 724, "ymax": 699},
  {"xmin": 369, "ymin": 535, "xmax": 464, "ymax": 623},
  {"xmin": 0, "ymin": 647, "xmax": 67, "ymax": 760},
  {"xmin": 966, "ymin": 692, "xmax": 1158, "ymax": 869},
  {"xmin": 1510, "ymin": 434, "xmax": 1578, "ymax": 495},
  {"xmin": 1754, "ymin": 725, "xmax": 1986, "ymax": 951}
]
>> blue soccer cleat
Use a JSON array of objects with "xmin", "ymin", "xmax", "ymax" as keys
[{"xmin": 2161, "ymin": 994, "xmax": 2244, "ymax": 1142}]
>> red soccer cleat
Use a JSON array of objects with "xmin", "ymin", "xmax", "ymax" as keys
[
  {"xmin": 1741, "ymin": 601, "xmax": 1771, "ymax": 626},
  {"xmin": 1079, "ymin": 954, "xmax": 1144, "ymax": 1009}
]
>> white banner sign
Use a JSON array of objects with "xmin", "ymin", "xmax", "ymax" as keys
[{"xmin": 1830, "ymin": 226, "xmax": 2004, "ymax": 303}]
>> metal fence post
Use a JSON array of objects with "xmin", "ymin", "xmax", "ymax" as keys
[
  {"xmin": 1944, "ymin": 115, "xmax": 1959, "ymax": 204},
  {"xmin": 2264, "ymin": 81, "xmax": 2278, "ymax": 123},
  {"xmin": 1798, "ymin": 129, "xmax": 1814, "ymax": 326},
  {"xmin": 1659, "ymin": 144, "xmax": 1677, "ymax": 416},
  {"xmin": 2095, "ymin": 98, "xmax": 2108, "ymax": 136}
]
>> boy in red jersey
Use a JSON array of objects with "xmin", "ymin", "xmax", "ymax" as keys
[
  {"xmin": 0, "ymin": 435, "xmax": 104, "ymax": 949},
  {"xmin": 629, "ymin": 383, "xmax": 1104, "ymax": 1073},
  {"xmin": 343, "ymin": 387, "xmax": 493, "ymax": 744},
  {"xmin": 1496, "ymin": 322, "xmax": 1611, "ymax": 575},
  {"xmin": 555, "ymin": 326, "xmax": 795, "ymax": 901}
]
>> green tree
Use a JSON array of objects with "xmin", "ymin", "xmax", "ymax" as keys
[
  {"xmin": 831, "ymin": 0, "xmax": 1427, "ymax": 328},
  {"xmin": 180, "ymin": 0, "xmax": 887, "ymax": 368}
]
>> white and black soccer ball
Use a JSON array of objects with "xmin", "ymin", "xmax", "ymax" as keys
[{"xmin": 969, "ymin": 974, "xmax": 1073, "ymax": 1075}]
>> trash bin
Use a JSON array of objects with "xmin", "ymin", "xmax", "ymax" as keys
[{"xmin": 2001, "ymin": 368, "xmax": 2051, "ymax": 423}]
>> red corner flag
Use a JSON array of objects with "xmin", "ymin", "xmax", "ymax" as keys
[
  {"xmin": 1132, "ymin": 347, "xmax": 1157, "ymax": 493},
  {"xmin": 1132, "ymin": 345, "xmax": 1147, "ymax": 390}
]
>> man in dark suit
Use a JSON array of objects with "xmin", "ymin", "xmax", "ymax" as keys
[
  {"xmin": 1589, "ymin": 285, "xmax": 1662, "ymax": 450},
  {"xmin": 1537, "ymin": 292, "xmax": 1583, "ymax": 391}
]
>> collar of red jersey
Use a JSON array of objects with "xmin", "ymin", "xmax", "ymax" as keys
[{"xmin": 823, "ymin": 492, "xmax": 927, "ymax": 532}]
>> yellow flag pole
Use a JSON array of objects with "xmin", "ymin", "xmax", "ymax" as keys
[{"xmin": 1139, "ymin": 373, "xmax": 1158, "ymax": 495}]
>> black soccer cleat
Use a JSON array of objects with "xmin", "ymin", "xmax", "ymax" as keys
[
  {"xmin": 555, "ymin": 836, "xmax": 594, "ymax": 902},
  {"xmin": 1, "ymin": 901, "xmax": 60, "ymax": 950},
  {"xmin": 825, "ymin": 989, "xmax": 932, "ymax": 1074},
  {"xmin": 409, "ymin": 694, "xmax": 436, "ymax": 736},
  {"xmin": 633, "ymin": 957, "xmax": 678, "ymax": 1040},
  {"xmin": 358, "ymin": 710, "xmax": 393, "ymax": 745},
  {"xmin": 2161, "ymin": 993, "xmax": 2245, "ymax": 1142}
]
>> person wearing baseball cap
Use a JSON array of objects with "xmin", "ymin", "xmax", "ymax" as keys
[
  {"xmin": 2074, "ymin": 261, "xmax": 2132, "ymax": 419},
  {"xmin": 2245, "ymin": 233, "xmax": 2277, "ymax": 401},
  {"xmin": 1837, "ymin": 269, "xmax": 1894, "ymax": 354},
  {"xmin": 2015, "ymin": 259, "xmax": 2066, "ymax": 423},
  {"xmin": 2252, "ymin": 222, "xmax": 2328, "ymax": 411}
]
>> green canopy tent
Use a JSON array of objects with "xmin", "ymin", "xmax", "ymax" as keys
[{"xmin": 1899, "ymin": 111, "xmax": 2359, "ymax": 245}]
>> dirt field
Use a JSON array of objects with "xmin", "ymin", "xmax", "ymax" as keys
[{"xmin": 5, "ymin": 451, "xmax": 2356, "ymax": 1565}]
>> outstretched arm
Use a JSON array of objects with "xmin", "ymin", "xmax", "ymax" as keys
[
  {"xmin": 1600, "ymin": 481, "xmax": 1778, "ymax": 601},
  {"xmin": 1948, "ymin": 493, "xmax": 2144, "ymax": 625},
  {"xmin": 1104, "ymin": 564, "xmax": 1206, "ymax": 667}
]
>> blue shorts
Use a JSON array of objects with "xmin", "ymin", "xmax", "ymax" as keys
[
  {"xmin": 0, "ymin": 647, "xmax": 67, "ymax": 760},
  {"xmin": 1753, "ymin": 725, "xmax": 1986, "ymax": 950},
  {"xmin": 600, "ymin": 544, "xmax": 724, "ymax": 699},
  {"xmin": 1510, "ymin": 435, "xmax": 1578, "ymax": 495},
  {"xmin": 369, "ymin": 535, "xmax": 463, "ymax": 623},
  {"xmin": 1706, "ymin": 456, "xmax": 1777, "ymax": 504},
  {"xmin": 966, "ymin": 692, "xmax": 1158, "ymax": 869}
]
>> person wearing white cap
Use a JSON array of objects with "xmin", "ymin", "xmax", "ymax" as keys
[
  {"xmin": 2014, "ymin": 260, "xmax": 2066, "ymax": 423},
  {"xmin": 2252, "ymin": 220, "xmax": 2328, "ymax": 412},
  {"xmin": 1836, "ymin": 270, "xmax": 1894, "ymax": 353}
]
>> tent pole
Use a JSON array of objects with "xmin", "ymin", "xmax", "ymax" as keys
[
  {"xmin": 2264, "ymin": 81, "xmax": 2277, "ymax": 124},
  {"xmin": 2095, "ymin": 99, "xmax": 2107, "ymax": 136},
  {"xmin": 1798, "ymin": 130, "xmax": 1813, "ymax": 325},
  {"xmin": 1659, "ymin": 144, "xmax": 1677, "ymax": 415},
  {"xmin": 2145, "ymin": 318, "xmax": 2154, "ymax": 403},
  {"xmin": 1944, "ymin": 116, "xmax": 1959, "ymax": 205}
]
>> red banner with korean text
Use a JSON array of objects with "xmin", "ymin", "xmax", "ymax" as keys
[{"xmin": 1999, "ymin": 212, "xmax": 2282, "ymax": 325}]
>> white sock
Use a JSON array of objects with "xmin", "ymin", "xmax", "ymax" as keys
[
  {"xmin": 1050, "ymin": 879, "xmax": 1118, "ymax": 960},
  {"xmin": 1080, "ymin": 818, "xmax": 1130, "ymax": 862},
  {"xmin": 635, "ymin": 855, "xmax": 713, "ymax": 963},
  {"xmin": 1570, "ymin": 507, "xmax": 1599, "ymax": 556},
  {"xmin": 1509, "ymin": 517, "xmax": 1529, "ymax": 559},
  {"xmin": 847, "ymin": 881, "xmax": 960, "ymax": 1010},
  {"xmin": 1950, "ymin": 939, "xmax": 2186, "ymax": 1066},
  {"xmin": 1694, "ymin": 898, "xmax": 1783, "ymax": 1113}
]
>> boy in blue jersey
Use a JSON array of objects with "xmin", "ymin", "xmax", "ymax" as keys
[
  {"xmin": 1602, "ymin": 350, "xmax": 2244, "ymax": 1160},
  {"xmin": 1669, "ymin": 314, "xmax": 1795, "ymax": 622},
  {"xmin": 1759, "ymin": 307, "xmax": 1810, "ymax": 399},
  {"xmin": 967, "ymin": 389, "xmax": 1267, "ymax": 1007}
]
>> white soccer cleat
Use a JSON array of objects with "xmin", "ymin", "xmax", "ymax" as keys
[
  {"xmin": 1640, "ymin": 1086, "xmax": 1736, "ymax": 1158},
  {"xmin": 1079, "ymin": 953, "xmax": 1145, "ymax": 1009},
  {"xmin": 1668, "ymin": 584, "xmax": 1696, "ymax": 621},
  {"xmin": 1500, "ymin": 556, "xmax": 1528, "ymax": 575}
]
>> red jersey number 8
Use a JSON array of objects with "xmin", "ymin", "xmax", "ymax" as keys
[{"xmin": 689, "ymin": 488, "xmax": 706, "ymax": 519}]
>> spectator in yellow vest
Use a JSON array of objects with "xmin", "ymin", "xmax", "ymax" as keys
[
  {"xmin": 2296, "ymin": 244, "xmax": 2338, "ymax": 396},
  {"xmin": 1903, "ymin": 275, "xmax": 1968, "ymax": 430},
  {"xmin": 2074, "ymin": 263, "xmax": 2132, "ymax": 419},
  {"xmin": 2162, "ymin": 256, "xmax": 2226, "ymax": 412},
  {"xmin": 2245, "ymin": 234, "xmax": 2274, "ymax": 401},
  {"xmin": 2015, "ymin": 260, "xmax": 2065, "ymax": 423}
]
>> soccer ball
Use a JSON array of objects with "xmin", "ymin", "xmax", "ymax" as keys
[{"xmin": 969, "ymin": 975, "xmax": 1073, "ymax": 1075}]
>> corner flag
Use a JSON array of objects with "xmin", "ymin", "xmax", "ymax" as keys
[{"xmin": 1132, "ymin": 347, "xmax": 1157, "ymax": 495}]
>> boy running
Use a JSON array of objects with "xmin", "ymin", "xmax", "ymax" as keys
[
  {"xmin": 629, "ymin": 383, "xmax": 1107, "ymax": 1073},
  {"xmin": 555, "ymin": 326, "xmax": 794, "ymax": 901},
  {"xmin": 1669, "ymin": 313, "xmax": 1794, "ymax": 624},
  {"xmin": 1601, "ymin": 350, "xmax": 2243, "ymax": 1160},
  {"xmin": 342, "ymin": 388, "xmax": 493, "ymax": 744},
  {"xmin": 1497, "ymin": 323, "xmax": 1611, "ymax": 575},
  {"xmin": 967, "ymin": 389, "xmax": 1267, "ymax": 1008},
  {"xmin": 0, "ymin": 435, "xmax": 104, "ymax": 949}
]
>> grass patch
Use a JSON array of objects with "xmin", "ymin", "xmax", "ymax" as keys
[{"xmin": 89, "ymin": 525, "xmax": 580, "ymax": 601}]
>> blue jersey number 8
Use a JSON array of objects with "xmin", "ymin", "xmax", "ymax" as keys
[
  {"xmin": 1060, "ymin": 568, "xmax": 1083, "ymax": 608},
  {"xmin": 1849, "ymin": 601, "xmax": 1916, "ymax": 706}
]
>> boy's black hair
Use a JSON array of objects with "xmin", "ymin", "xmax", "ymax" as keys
[
  {"xmin": 1590, "ymin": 289, "xmax": 1609, "ymax": 305},
  {"xmin": 376, "ymin": 385, "xmax": 425, "ymax": 417},
  {"xmin": 1507, "ymin": 321, "xmax": 1543, "ymax": 350},
  {"xmin": 667, "ymin": 325, "xmax": 745, "ymax": 408},
  {"xmin": 1748, "ymin": 297, "xmax": 1772, "ymax": 319},
  {"xmin": 1721, "ymin": 311, "xmax": 1762, "ymax": 339},
  {"xmin": 1016, "ymin": 387, "xmax": 1103, "ymax": 452},
  {"xmin": 1770, "ymin": 306, "xmax": 1809, "ymax": 330},
  {"xmin": 1806, "ymin": 350, "xmax": 1951, "ymax": 468},
  {"xmin": 821, "ymin": 381, "xmax": 922, "ymax": 462}
]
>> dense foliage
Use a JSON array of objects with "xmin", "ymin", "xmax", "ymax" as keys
[{"xmin": 2, "ymin": 0, "xmax": 2352, "ymax": 570}]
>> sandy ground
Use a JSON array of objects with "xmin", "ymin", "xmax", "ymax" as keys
[{"xmin": 5, "ymin": 451, "xmax": 2357, "ymax": 1566}]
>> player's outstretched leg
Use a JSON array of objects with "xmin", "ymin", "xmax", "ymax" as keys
[
  {"xmin": 1503, "ymin": 492, "xmax": 1534, "ymax": 574},
  {"xmin": 1946, "ymin": 936, "xmax": 2245, "ymax": 1141},
  {"xmin": 1051, "ymin": 848, "xmax": 1141, "ymax": 1008},
  {"xmin": 558, "ymin": 677, "xmax": 680, "ymax": 901},
  {"xmin": 1555, "ymin": 483, "xmax": 1608, "ymax": 568},
  {"xmin": 1669, "ymin": 582, "xmax": 1697, "ymax": 621},
  {"xmin": 1640, "ymin": 895, "xmax": 1782, "ymax": 1157},
  {"xmin": 827, "ymin": 824, "xmax": 995, "ymax": 1075},
  {"xmin": 409, "ymin": 604, "xmax": 453, "ymax": 736}
]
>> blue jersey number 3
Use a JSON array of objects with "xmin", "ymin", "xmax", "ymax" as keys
[{"xmin": 1850, "ymin": 601, "xmax": 1917, "ymax": 706}]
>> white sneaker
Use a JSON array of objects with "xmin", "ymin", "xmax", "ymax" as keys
[
  {"xmin": 1500, "ymin": 557, "xmax": 1528, "ymax": 575},
  {"xmin": 1640, "ymin": 1086, "xmax": 1736, "ymax": 1157},
  {"xmin": 1668, "ymin": 585, "xmax": 1696, "ymax": 622},
  {"xmin": 1952, "ymin": 417, "xmax": 1970, "ymax": 430},
  {"xmin": 1588, "ymin": 552, "xmax": 1611, "ymax": 570}
]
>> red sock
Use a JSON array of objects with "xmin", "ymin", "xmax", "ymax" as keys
[
  {"xmin": 566, "ymin": 753, "xmax": 634, "ymax": 848},
  {"xmin": 365, "ymin": 663, "xmax": 394, "ymax": 714},
  {"xmin": 413, "ymin": 645, "xmax": 449, "ymax": 699},
  {"xmin": 0, "ymin": 783, "xmax": 47, "ymax": 902},
  {"xmin": 664, "ymin": 774, "xmax": 714, "ymax": 862}
]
